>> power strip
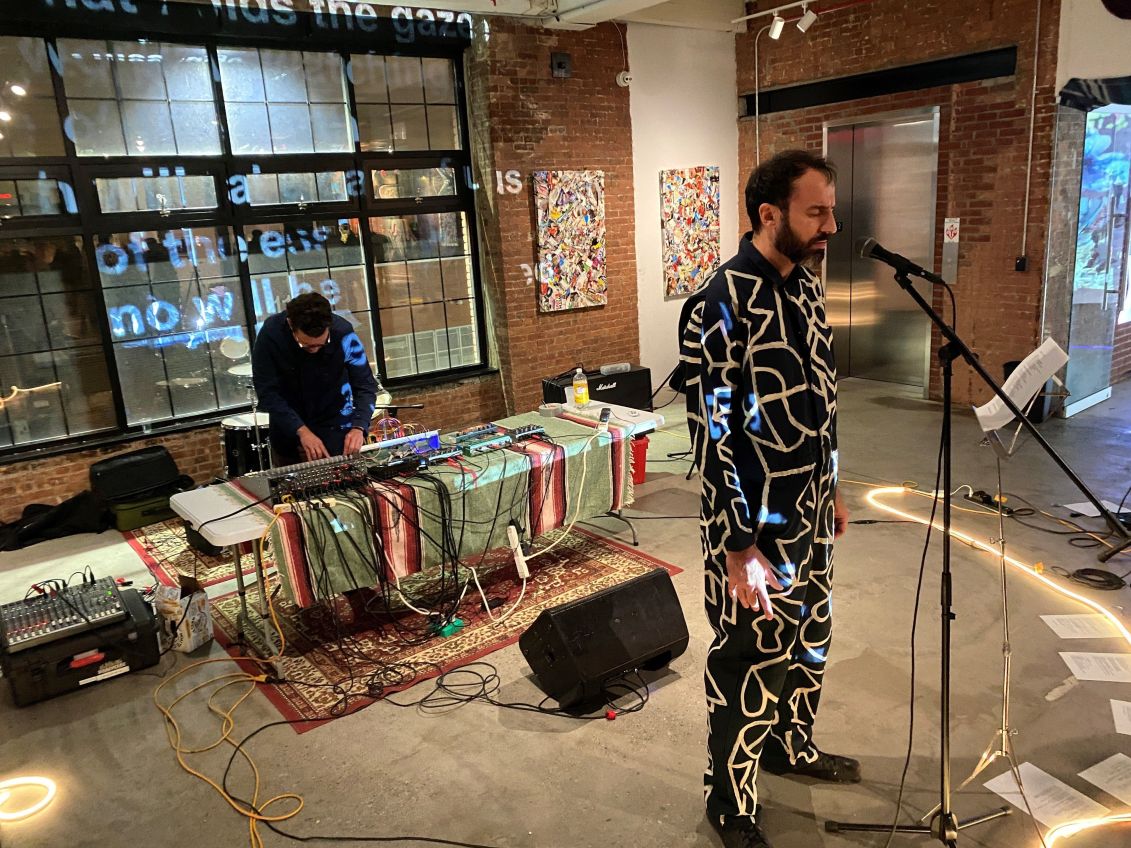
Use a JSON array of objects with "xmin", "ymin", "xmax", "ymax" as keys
[{"xmin": 964, "ymin": 490, "xmax": 1014, "ymax": 515}]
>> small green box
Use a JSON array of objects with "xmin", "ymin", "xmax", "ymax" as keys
[{"xmin": 110, "ymin": 493, "xmax": 176, "ymax": 532}]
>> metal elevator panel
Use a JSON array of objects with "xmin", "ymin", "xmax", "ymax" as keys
[{"xmin": 824, "ymin": 110, "xmax": 940, "ymax": 389}]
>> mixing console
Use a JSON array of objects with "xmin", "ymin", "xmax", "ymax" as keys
[{"xmin": 1, "ymin": 578, "xmax": 127, "ymax": 653}]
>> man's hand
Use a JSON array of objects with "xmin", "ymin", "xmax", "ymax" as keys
[
  {"xmin": 834, "ymin": 490, "xmax": 849, "ymax": 539},
  {"xmin": 343, "ymin": 428, "xmax": 366, "ymax": 456},
  {"xmin": 297, "ymin": 426, "xmax": 330, "ymax": 461},
  {"xmin": 724, "ymin": 544, "xmax": 784, "ymax": 620}
]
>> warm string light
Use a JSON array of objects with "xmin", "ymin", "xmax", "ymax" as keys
[
  {"xmin": 864, "ymin": 486, "xmax": 1131, "ymax": 847},
  {"xmin": 0, "ymin": 382, "xmax": 63, "ymax": 407},
  {"xmin": 865, "ymin": 486, "xmax": 1131, "ymax": 645},
  {"xmin": 0, "ymin": 776, "xmax": 57, "ymax": 822},
  {"xmin": 1045, "ymin": 813, "xmax": 1131, "ymax": 845}
]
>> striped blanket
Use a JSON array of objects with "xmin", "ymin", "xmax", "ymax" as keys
[{"xmin": 269, "ymin": 412, "xmax": 635, "ymax": 608}]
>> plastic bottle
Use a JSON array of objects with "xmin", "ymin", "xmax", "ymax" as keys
[{"xmin": 571, "ymin": 367, "xmax": 590, "ymax": 407}]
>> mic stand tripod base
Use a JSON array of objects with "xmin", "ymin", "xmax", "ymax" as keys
[{"xmin": 825, "ymin": 807, "xmax": 1011, "ymax": 843}]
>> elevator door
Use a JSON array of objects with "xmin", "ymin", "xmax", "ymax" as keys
[{"xmin": 825, "ymin": 111, "xmax": 939, "ymax": 388}]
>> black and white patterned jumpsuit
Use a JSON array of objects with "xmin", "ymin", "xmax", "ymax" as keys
[{"xmin": 680, "ymin": 235, "xmax": 838, "ymax": 824}]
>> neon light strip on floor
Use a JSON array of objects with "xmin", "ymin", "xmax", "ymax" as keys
[{"xmin": 866, "ymin": 487, "xmax": 1131, "ymax": 846}]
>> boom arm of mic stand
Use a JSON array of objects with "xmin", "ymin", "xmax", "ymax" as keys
[{"xmin": 890, "ymin": 272, "xmax": 1131, "ymax": 561}]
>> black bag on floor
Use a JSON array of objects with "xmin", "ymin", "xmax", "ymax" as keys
[
  {"xmin": 90, "ymin": 446, "xmax": 187, "ymax": 502},
  {"xmin": 89, "ymin": 447, "xmax": 193, "ymax": 531},
  {"xmin": 0, "ymin": 491, "xmax": 112, "ymax": 551}
]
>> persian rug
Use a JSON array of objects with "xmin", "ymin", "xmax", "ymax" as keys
[
  {"xmin": 195, "ymin": 527, "xmax": 683, "ymax": 730},
  {"xmin": 126, "ymin": 519, "xmax": 265, "ymax": 588}
]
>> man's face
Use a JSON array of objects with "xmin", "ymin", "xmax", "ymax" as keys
[
  {"xmin": 289, "ymin": 322, "xmax": 330, "ymax": 354},
  {"xmin": 771, "ymin": 169, "xmax": 837, "ymax": 268}
]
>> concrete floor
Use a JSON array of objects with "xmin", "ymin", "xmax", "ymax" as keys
[{"xmin": 2, "ymin": 377, "xmax": 1130, "ymax": 848}]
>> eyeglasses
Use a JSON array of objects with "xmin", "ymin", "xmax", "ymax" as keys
[{"xmin": 292, "ymin": 331, "xmax": 330, "ymax": 352}]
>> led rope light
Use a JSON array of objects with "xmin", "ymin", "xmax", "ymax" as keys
[
  {"xmin": 0, "ymin": 776, "xmax": 57, "ymax": 822},
  {"xmin": 865, "ymin": 487, "xmax": 1131, "ymax": 646},
  {"xmin": 865, "ymin": 486, "xmax": 1131, "ymax": 846}
]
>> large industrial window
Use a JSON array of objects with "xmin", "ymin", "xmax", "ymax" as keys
[{"xmin": 0, "ymin": 29, "xmax": 481, "ymax": 454}]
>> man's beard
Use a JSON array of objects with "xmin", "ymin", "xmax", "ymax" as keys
[{"xmin": 774, "ymin": 221, "xmax": 827, "ymax": 270}]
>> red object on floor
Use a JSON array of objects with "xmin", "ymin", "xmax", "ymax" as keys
[{"xmin": 631, "ymin": 435, "xmax": 649, "ymax": 485}]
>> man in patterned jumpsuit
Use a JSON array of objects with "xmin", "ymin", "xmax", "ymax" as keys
[{"xmin": 681, "ymin": 150, "xmax": 855, "ymax": 848}]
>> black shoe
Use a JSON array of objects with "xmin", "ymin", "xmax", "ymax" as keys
[
  {"xmin": 709, "ymin": 807, "xmax": 773, "ymax": 848},
  {"xmin": 761, "ymin": 748, "xmax": 861, "ymax": 783}
]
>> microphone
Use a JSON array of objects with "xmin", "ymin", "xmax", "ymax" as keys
[{"xmin": 857, "ymin": 237, "xmax": 947, "ymax": 286}]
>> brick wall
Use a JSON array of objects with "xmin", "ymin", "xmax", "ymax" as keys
[
  {"xmin": 1115, "ymin": 322, "xmax": 1131, "ymax": 383},
  {"xmin": 738, "ymin": 0, "xmax": 1061, "ymax": 405},
  {"xmin": 467, "ymin": 19, "xmax": 640, "ymax": 414}
]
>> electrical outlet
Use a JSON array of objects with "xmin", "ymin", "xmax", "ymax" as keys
[{"xmin": 551, "ymin": 52, "xmax": 572, "ymax": 79}]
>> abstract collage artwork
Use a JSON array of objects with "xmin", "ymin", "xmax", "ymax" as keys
[
  {"xmin": 660, "ymin": 165, "xmax": 720, "ymax": 298},
  {"xmin": 534, "ymin": 170, "xmax": 607, "ymax": 312}
]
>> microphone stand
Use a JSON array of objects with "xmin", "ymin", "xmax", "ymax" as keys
[{"xmin": 825, "ymin": 269, "xmax": 1130, "ymax": 845}]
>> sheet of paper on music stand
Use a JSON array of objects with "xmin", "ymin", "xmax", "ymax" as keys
[
  {"xmin": 1040, "ymin": 614, "xmax": 1122, "ymax": 639},
  {"xmin": 1113, "ymin": 700, "xmax": 1131, "ymax": 735},
  {"xmin": 1080, "ymin": 753, "xmax": 1131, "ymax": 805},
  {"xmin": 983, "ymin": 763, "xmax": 1109, "ymax": 827},
  {"xmin": 973, "ymin": 337, "xmax": 1067, "ymax": 433},
  {"xmin": 1060, "ymin": 652, "xmax": 1131, "ymax": 682}
]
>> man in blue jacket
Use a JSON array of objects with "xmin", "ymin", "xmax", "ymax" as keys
[{"xmin": 252, "ymin": 292, "xmax": 379, "ymax": 465}]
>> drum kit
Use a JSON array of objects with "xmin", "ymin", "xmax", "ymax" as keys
[{"xmin": 219, "ymin": 336, "xmax": 270, "ymax": 478}]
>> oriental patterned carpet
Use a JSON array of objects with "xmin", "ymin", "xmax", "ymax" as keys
[
  {"xmin": 126, "ymin": 519, "xmax": 263, "ymax": 588},
  {"xmin": 127, "ymin": 520, "xmax": 682, "ymax": 730}
]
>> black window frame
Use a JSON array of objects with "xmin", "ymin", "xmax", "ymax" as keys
[{"xmin": 0, "ymin": 9, "xmax": 486, "ymax": 460}]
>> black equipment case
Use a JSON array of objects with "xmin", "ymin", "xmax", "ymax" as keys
[
  {"xmin": 1, "ymin": 589, "xmax": 160, "ymax": 707},
  {"xmin": 89, "ymin": 446, "xmax": 193, "ymax": 532}
]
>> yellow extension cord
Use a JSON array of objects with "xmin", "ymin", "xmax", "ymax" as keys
[{"xmin": 153, "ymin": 514, "xmax": 302, "ymax": 848}]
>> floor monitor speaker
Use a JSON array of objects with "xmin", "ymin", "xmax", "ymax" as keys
[{"xmin": 519, "ymin": 568, "xmax": 688, "ymax": 707}]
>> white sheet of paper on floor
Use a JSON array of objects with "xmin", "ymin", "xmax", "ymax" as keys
[
  {"xmin": 1079, "ymin": 754, "xmax": 1131, "ymax": 805},
  {"xmin": 973, "ymin": 338, "xmax": 1068, "ymax": 432},
  {"xmin": 1060, "ymin": 652, "xmax": 1131, "ymax": 683},
  {"xmin": 1059, "ymin": 499, "xmax": 1123, "ymax": 518},
  {"xmin": 1040, "ymin": 614, "xmax": 1122, "ymax": 639},
  {"xmin": 1113, "ymin": 700, "xmax": 1131, "ymax": 736},
  {"xmin": 984, "ymin": 763, "xmax": 1109, "ymax": 827}
]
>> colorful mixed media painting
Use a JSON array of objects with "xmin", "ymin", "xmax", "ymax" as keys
[
  {"xmin": 660, "ymin": 165, "xmax": 721, "ymax": 298},
  {"xmin": 534, "ymin": 170, "xmax": 607, "ymax": 312}
]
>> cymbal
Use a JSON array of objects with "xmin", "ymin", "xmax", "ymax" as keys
[{"xmin": 227, "ymin": 363, "xmax": 254, "ymax": 377}]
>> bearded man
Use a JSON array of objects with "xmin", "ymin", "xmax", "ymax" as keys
[{"xmin": 680, "ymin": 149, "xmax": 855, "ymax": 848}]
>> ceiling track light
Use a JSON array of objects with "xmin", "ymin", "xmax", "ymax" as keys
[
  {"xmin": 768, "ymin": 13, "xmax": 785, "ymax": 39},
  {"xmin": 797, "ymin": 4, "xmax": 819, "ymax": 32},
  {"xmin": 9, "ymin": 84, "xmax": 26, "ymax": 97}
]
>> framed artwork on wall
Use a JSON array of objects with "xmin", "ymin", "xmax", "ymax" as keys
[
  {"xmin": 534, "ymin": 169, "xmax": 607, "ymax": 312},
  {"xmin": 660, "ymin": 165, "xmax": 720, "ymax": 299}
]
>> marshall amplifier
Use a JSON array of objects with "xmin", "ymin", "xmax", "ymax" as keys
[{"xmin": 542, "ymin": 365, "xmax": 653, "ymax": 411}]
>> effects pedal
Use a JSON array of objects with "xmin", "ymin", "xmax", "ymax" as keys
[
  {"xmin": 505, "ymin": 424, "xmax": 545, "ymax": 441},
  {"xmin": 420, "ymin": 446, "xmax": 463, "ymax": 465},
  {"xmin": 455, "ymin": 424, "xmax": 497, "ymax": 443},
  {"xmin": 461, "ymin": 434, "xmax": 513, "ymax": 455}
]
